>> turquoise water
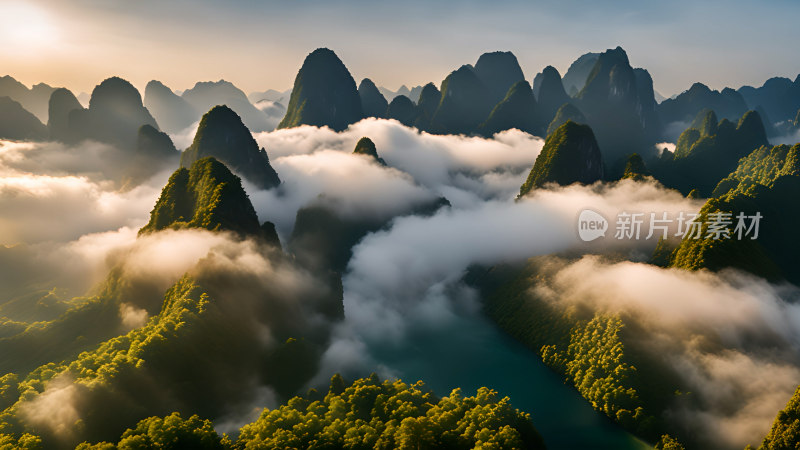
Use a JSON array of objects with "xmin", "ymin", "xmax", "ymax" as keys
[{"xmin": 368, "ymin": 313, "xmax": 652, "ymax": 450}]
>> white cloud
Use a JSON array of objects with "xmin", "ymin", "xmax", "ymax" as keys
[{"xmin": 540, "ymin": 256, "xmax": 800, "ymax": 448}]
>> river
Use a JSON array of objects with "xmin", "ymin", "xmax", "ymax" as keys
[{"xmin": 366, "ymin": 312, "xmax": 652, "ymax": 449}]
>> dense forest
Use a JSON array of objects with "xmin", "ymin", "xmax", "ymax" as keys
[{"xmin": 1, "ymin": 37, "xmax": 800, "ymax": 450}]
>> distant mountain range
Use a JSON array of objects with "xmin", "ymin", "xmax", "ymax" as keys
[
  {"xmin": 2, "ymin": 46, "xmax": 800, "ymax": 189},
  {"xmin": 4, "ymin": 47, "xmax": 800, "ymax": 151}
]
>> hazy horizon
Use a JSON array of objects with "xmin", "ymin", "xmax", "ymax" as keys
[{"xmin": 2, "ymin": 0, "xmax": 800, "ymax": 98}]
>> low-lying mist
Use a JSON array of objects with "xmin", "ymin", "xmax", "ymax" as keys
[{"xmin": 1, "ymin": 118, "xmax": 796, "ymax": 448}]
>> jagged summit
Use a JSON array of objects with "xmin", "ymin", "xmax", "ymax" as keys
[
  {"xmin": 181, "ymin": 105, "xmax": 280, "ymax": 190},
  {"xmin": 573, "ymin": 46, "xmax": 659, "ymax": 166},
  {"xmin": 140, "ymin": 156, "xmax": 271, "ymax": 240}
]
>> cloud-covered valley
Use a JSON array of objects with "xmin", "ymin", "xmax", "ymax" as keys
[{"xmin": 0, "ymin": 118, "xmax": 797, "ymax": 449}]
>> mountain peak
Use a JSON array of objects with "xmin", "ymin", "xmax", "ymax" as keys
[
  {"xmin": 546, "ymin": 102, "xmax": 587, "ymax": 136},
  {"xmin": 479, "ymin": 80, "xmax": 537, "ymax": 136},
  {"xmin": 736, "ymin": 110, "xmax": 768, "ymax": 142},
  {"xmin": 430, "ymin": 65, "xmax": 492, "ymax": 134},
  {"xmin": 386, "ymin": 95, "xmax": 416, "ymax": 127},
  {"xmin": 606, "ymin": 46, "xmax": 630, "ymax": 65},
  {"xmin": 140, "ymin": 157, "xmax": 265, "ymax": 238},
  {"xmin": 474, "ymin": 51, "xmax": 525, "ymax": 105},
  {"xmin": 69, "ymin": 76, "xmax": 160, "ymax": 149},
  {"xmin": 688, "ymin": 82, "xmax": 712, "ymax": 94},
  {"xmin": 278, "ymin": 48, "xmax": 363, "ymax": 131},
  {"xmin": 47, "ymin": 88, "xmax": 83, "ymax": 141},
  {"xmin": 519, "ymin": 120, "xmax": 603, "ymax": 195},
  {"xmin": 145, "ymin": 80, "xmax": 181, "ymax": 99},
  {"xmin": 181, "ymin": 105, "xmax": 280, "ymax": 190},
  {"xmin": 353, "ymin": 137, "xmax": 386, "ymax": 165},
  {"xmin": 89, "ymin": 77, "xmax": 148, "ymax": 112},
  {"xmin": 542, "ymin": 65, "xmax": 561, "ymax": 78},
  {"xmin": 621, "ymin": 153, "xmax": 651, "ymax": 181},
  {"xmin": 0, "ymin": 96, "xmax": 47, "ymax": 140},
  {"xmin": 562, "ymin": 52, "xmax": 601, "ymax": 96},
  {"xmin": 358, "ymin": 78, "xmax": 388, "ymax": 119},
  {"xmin": 414, "ymin": 82, "xmax": 441, "ymax": 130},
  {"xmin": 533, "ymin": 66, "xmax": 569, "ymax": 130},
  {"xmin": 144, "ymin": 80, "xmax": 197, "ymax": 134}
]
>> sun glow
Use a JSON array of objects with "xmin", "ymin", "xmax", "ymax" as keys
[{"xmin": 0, "ymin": 1, "xmax": 59, "ymax": 55}]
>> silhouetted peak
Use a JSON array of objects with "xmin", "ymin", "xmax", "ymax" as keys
[
  {"xmin": 479, "ymin": 80, "xmax": 537, "ymax": 137},
  {"xmin": 452, "ymin": 65, "xmax": 477, "ymax": 77},
  {"xmin": 415, "ymin": 82, "xmax": 441, "ymax": 129},
  {"xmin": 145, "ymin": 80, "xmax": 176, "ymax": 96},
  {"xmin": 474, "ymin": 51, "xmax": 525, "ymax": 104},
  {"xmin": 606, "ymin": 46, "xmax": 630, "ymax": 65},
  {"xmin": 541, "ymin": 65, "xmax": 561, "ymax": 79},
  {"xmin": 47, "ymin": 88, "xmax": 83, "ymax": 140},
  {"xmin": 358, "ymin": 78, "xmax": 388, "ymax": 119},
  {"xmin": 687, "ymin": 82, "xmax": 712, "ymax": 94},
  {"xmin": 762, "ymin": 77, "xmax": 793, "ymax": 90},
  {"xmin": 278, "ymin": 47, "xmax": 362, "ymax": 131},
  {"xmin": 386, "ymin": 95, "xmax": 417, "ymax": 127},
  {"xmin": 359, "ymin": 78, "xmax": 379, "ymax": 91},
  {"xmin": 137, "ymin": 124, "xmax": 177, "ymax": 156},
  {"xmin": 546, "ymin": 102, "xmax": 587, "ymax": 136},
  {"xmin": 191, "ymin": 105, "xmax": 250, "ymax": 145},
  {"xmin": 533, "ymin": 66, "xmax": 569, "ymax": 129},
  {"xmin": 0, "ymin": 75, "xmax": 28, "ymax": 95},
  {"xmin": 305, "ymin": 48, "xmax": 345, "ymax": 67},
  {"xmin": 190, "ymin": 79, "xmax": 238, "ymax": 90},
  {"xmin": 0, "ymin": 96, "xmax": 47, "ymax": 140},
  {"xmin": 89, "ymin": 77, "xmax": 146, "ymax": 111},
  {"xmin": 183, "ymin": 80, "xmax": 249, "ymax": 102},
  {"xmin": 562, "ymin": 52, "xmax": 601, "ymax": 96},
  {"xmin": 506, "ymin": 80, "xmax": 533, "ymax": 96}
]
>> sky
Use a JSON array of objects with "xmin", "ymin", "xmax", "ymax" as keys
[{"xmin": 1, "ymin": 0, "xmax": 799, "ymax": 98}]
